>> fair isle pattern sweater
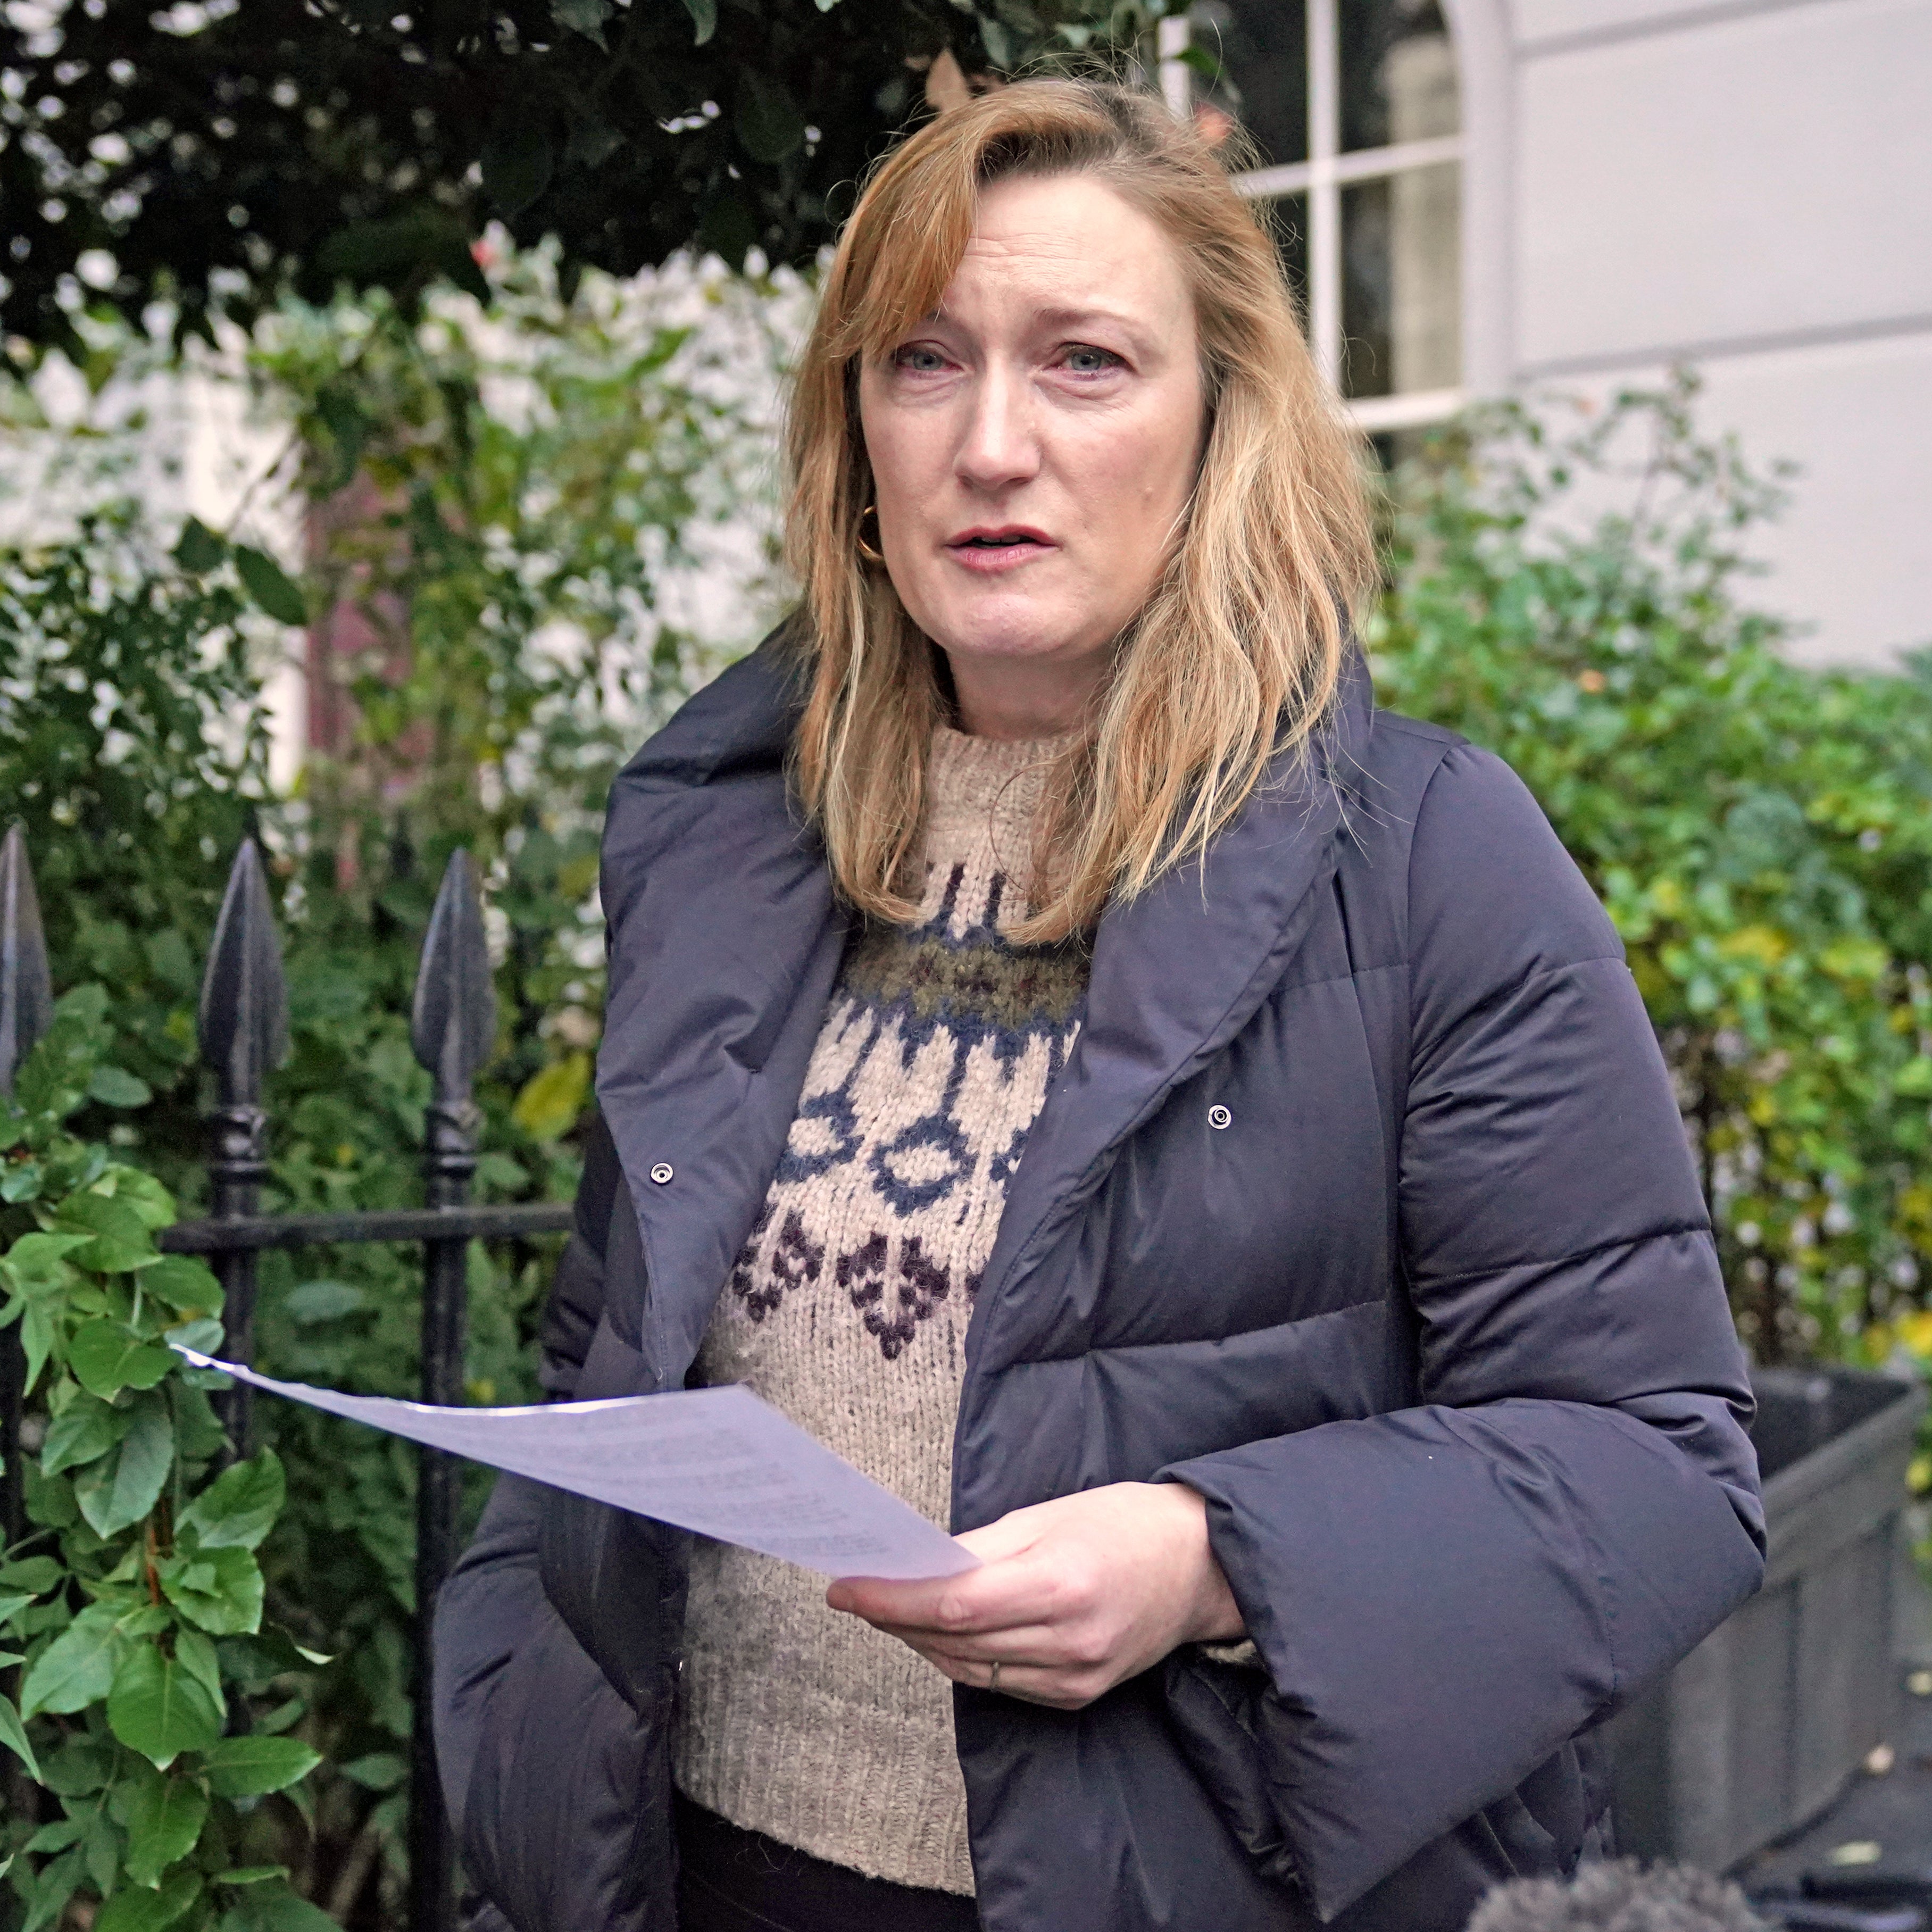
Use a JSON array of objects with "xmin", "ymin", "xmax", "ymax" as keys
[{"xmin": 673, "ymin": 727, "xmax": 1089, "ymax": 1896}]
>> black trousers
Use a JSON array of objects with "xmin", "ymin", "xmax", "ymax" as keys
[{"xmin": 674, "ymin": 1793, "xmax": 981, "ymax": 1932}]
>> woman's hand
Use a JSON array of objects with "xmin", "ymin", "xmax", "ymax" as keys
[{"xmin": 826, "ymin": 1481, "xmax": 1245, "ymax": 1711}]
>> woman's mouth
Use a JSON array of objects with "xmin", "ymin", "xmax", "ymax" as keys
[{"xmin": 946, "ymin": 528, "xmax": 1054, "ymax": 573}]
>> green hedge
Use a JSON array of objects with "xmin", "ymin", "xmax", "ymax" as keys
[{"xmin": 1375, "ymin": 376, "xmax": 1932, "ymax": 1361}]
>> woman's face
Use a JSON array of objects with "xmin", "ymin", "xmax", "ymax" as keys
[{"xmin": 857, "ymin": 171, "xmax": 1206, "ymax": 739}]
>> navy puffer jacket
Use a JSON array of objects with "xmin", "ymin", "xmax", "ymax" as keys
[{"xmin": 433, "ymin": 639, "xmax": 1764, "ymax": 1932}]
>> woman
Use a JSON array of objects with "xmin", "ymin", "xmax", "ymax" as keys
[{"xmin": 435, "ymin": 79, "xmax": 1764, "ymax": 1932}]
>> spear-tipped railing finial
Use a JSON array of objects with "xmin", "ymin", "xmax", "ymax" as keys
[
  {"xmin": 198, "ymin": 838, "xmax": 290, "ymax": 1125},
  {"xmin": 0, "ymin": 822, "xmax": 53, "ymax": 1098},
  {"xmin": 196, "ymin": 839, "xmax": 289, "ymax": 1455},
  {"xmin": 410, "ymin": 848, "xmax": 496, "ymax": 1195}
]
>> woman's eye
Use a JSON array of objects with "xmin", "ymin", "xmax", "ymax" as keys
[
  {"xmin": 1061, "ymin": 345, "xmax": 1122, "ymax": 374},
  {"xmin": 893, "ymin": 345, "xmax": 947, "ymax": 373}
]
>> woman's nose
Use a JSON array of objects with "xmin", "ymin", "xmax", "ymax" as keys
[{"xmin": 954, "ymin": 369, "xmax": 1040, "ymax": 492}]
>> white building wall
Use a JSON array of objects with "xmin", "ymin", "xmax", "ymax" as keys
[{"xmin": 1449, "ymin": 0, "xmax": 1932, "ymax": 664}]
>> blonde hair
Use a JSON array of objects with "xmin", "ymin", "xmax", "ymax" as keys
[{"xmin": 785, "ymin": 77, "xmax": 1376, "ymax": 944}]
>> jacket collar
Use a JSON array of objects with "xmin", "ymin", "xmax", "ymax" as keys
[
  {"xmin": 594, "ymin": 633, "xmax": 1373, "ymax": 1392},
  {"xmin": 959, "ymin": 652, "xmax": 1373, "ymax": 1386},
  {"xmin": 595, "ymin": 636, "xmax": 846, "ymax": 1380}
]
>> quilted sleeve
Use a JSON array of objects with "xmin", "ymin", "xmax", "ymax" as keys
[{"xmin": 1165, "ymin": 743, "xmax": 1763, "ymax": 1920}]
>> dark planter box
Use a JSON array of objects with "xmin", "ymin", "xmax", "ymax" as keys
[{"xmin": 1607, "ymin": 1364, "xmax": 1926, "ymax": 1871}]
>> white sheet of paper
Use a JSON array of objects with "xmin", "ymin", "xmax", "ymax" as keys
[{"xmin": 173, "ymin": 1349, "xmax": 977, "ymax": 1581}]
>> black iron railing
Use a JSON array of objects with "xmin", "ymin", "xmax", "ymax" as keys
[{"xmin": 0, "ymin": 825, "xmax": 571, "ymax": 1932}]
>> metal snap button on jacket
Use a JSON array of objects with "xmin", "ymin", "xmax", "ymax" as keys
[
  {"xmin": 649, "ymin": 1162, "xmax": 673, "ymax": 1184},
  {"xmin": 1208, "ymin": 1104, "xmax": 1232, "ymax": 1130}
]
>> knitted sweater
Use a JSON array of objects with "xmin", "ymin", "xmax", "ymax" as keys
[{"xmin": 673, "ymin": 726, "xmax": 1089, "ymax": 1895}]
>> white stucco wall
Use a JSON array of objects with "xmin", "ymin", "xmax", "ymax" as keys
[{"xmin": 1449, "ymin": 0, "xmax": 1932, "ymax": 664}]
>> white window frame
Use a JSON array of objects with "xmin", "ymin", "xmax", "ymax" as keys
[{"xmin": 1160, "ymin": 0, "xmax": 1467, "ymax": 434}]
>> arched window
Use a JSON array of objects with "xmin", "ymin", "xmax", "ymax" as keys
[{"xmin": 1161, "ymin": 0, "xmax": 1464, "ymax": 444}]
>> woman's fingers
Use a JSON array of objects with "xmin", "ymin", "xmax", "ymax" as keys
[
  {"xmin": 906, "ymin": 1645, "xmax": 1110, "ymax": 1711},
  {"xmin": 824, "ymin": 1496, "xmax": 1078, "ymax": 1630},
  {"xmin": 828, "ymin": 1546, "xmax": 1060, "ymax": 1635},
  {"xmin": 864, "ymin": 1623, "xmax": 1062, "ymax": 1668},
  {"xmin": 879, "ymin": 1632, "xmax": 1083, "ymax": 1706}
]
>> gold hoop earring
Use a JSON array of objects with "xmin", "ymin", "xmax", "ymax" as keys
[{"xmin": 857, "ymin": 504, "xmax": 885, "ymax": 566}]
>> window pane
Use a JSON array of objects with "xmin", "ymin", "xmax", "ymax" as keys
[
  {"xmin": 1340, "ymin": 0, "xmax": 1458, "ymax": 154},
  {"xmin": 1193, "ymin": 0, "xmax": 1308, "ymax": 169},
  {"xmin": 1340, "ymin": 163, "xmax": 1460, "ymax": 397}
]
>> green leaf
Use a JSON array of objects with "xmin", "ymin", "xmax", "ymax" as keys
[
  {"xmin": 143, "ymin": 1255, "xmax": 223, "ymax": 1316},
  {"xmin": 23, "ymin": 1818, "xmax": 86, "ymax": 1854},
  {"xmin": 339, "ymin": 1750, "xmax": 406, "ymax": 1791},
  {"xmin": 41, "ymin": 1390, "xmax": 133, "ymax": 1474},
  {"xmin": 179, "ymin": 1450, "xmax": 284, "ymax": 1551},
  {"xmin": 1896, "ymin": 1054, "xmax": 1932, "ymax": 1097},
  {"xmin": 21, "ymin": 1600, "xmax": 130, "ymax": 1716},
  {"xmin": 82, "ymin": 1805, "xmax": 121, "ymax": 1902},
  {"xmin": 75, "ymin": 1394, "xmax": 174, "ymax": 1537},
  {"xmin": 20, "ymin": 1846, "xmax": 81, "ymax": 1932},
  {"xmin": 107, "ymin": 1639, "xmax": 226, "ymax": 1768},
  {"xmin": 176, "ymin": 1627, "xmax": 225, "ymax": 1708},
  {"xmin": 680, "ymin": 0, "xmax": 715, "ymax": 41},
  {"xmin": 0, "ymin": 1555, "xmax": 63, "ymax": 1592},
  {"xmin": 199, "ymin": 1734, "xmax": 322, "ymax": 1797},
  {"xmin": 55, "ymin": 1192, "xmax": 159, "ymax": 1272},
  {"xmin": 2, "ymin": 1158, "xmax": 43, "ymax": 1202},
  {"xmin": 232, "ymin": 546, "xmax": 308, "ymax": 625},
  {"xmin": 255, "ymin": 1694, "xmax": 306, "ymax": 1734},
  {"xmin": 21, "ymin": 1297, "xmax": 56, "ymax": 1396},
  {"xmin": 214, "ymin": 1867, "xmax": 289, "ymax": 1886},
  {"xmin": 0, "ymin": 1691, "xmax": 40, "ymax": 1778},
  {"xmin": 160, "ymin": 1545, "xmax": 264, "ymax": 1635},
  {"xmin": 124, "ymin": 1773, "xmax": 210, "ymax": 1886},
  {"xmin": 15, "ymin": 986, "xmax": 109, "ymax": 1112},
  {"xmin": 23, "ymin": 1447, "xmax": 77, "ymax": 1525},
  {"xmin": 172, "ymin": 517, "xmax": 228, "ymax": 572},
  {"xmin": 735, "ymin": 74, "xmax": 804, "ymax": 164},
  {"xmin": 481, "ymin": 116, "xmax": 555, "ymax": 218},
  {"xmin": 108, "ymin": 1168, "xmax": 177, "ymax": 1230},
  {"xmin": 171, "ymin": 1380, "xmax": 230, "ymax": 1461},
  {"xmin": 70, "ymin": 1319, "xmax": 177, "ymax": 1398},
  {"xmin": 164, "ymin": 1315, "xmax": 225, "ymax": 1356},
  {"xmin": 95, "ymin": 1866, "xmax": 203, "ymax": 1932},
  {"xmin": 550, "ymin": 0, "xmax": 609, "ymax": 46},
  {"xmin": 283, "ymin": 1278, "xmax": 363, "ymax": 1324},
  {"xmin": 511, "ymin": 1051, "xmax": 590, "ymax": 1142},
  {"xmin": 2, "ymin": 1229, "xmax": 93, "ymax": 1290},
  {"xmin": 217, "ymin": 1627, "xmax": 330, "ymax": 1690},
  {"xmin": 38, "ymin": 1733, "xmax": 114, "ymax": 1793},
  {"xmin": 311, "ymin": 387, "xmax": 367, "ymax": 491},
  {"xmin": 88, "ymin": 1065, "xmax": 153, "ymax": 1108},
  {"xmin": 216, "ymin": 1878, "xmax": 336, "ymax": 1931},
  {"xmin": 315, "ymin": 210, "xmax": 490, "ymax": 302},
  {"xmin": 0, "ymin": 1591, "xmax": 33, "ymax": 1625}
]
